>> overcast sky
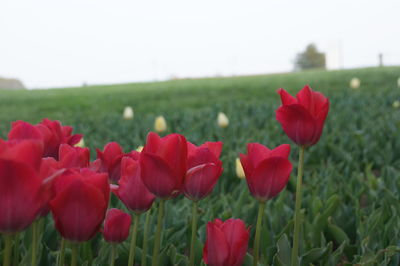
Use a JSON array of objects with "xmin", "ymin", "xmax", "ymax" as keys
[{"xmin": 1, "ymin": 0, "xmax": 399, "ymax": 89}]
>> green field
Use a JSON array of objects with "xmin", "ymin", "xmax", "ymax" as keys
[{"xmin": 1, "ymin": 66, "xmax": 400, "ymax": 265}]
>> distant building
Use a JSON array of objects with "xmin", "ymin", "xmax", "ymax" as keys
[{"xmin": 0, "ymin": 77, "xmax": 25, "ymax": 90}]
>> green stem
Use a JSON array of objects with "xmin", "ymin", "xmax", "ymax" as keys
[
  {"xmin": 2, "ymin": 234, "xmax": 12, "ymax": 266},
  {"xmin": 110, "ymin": 244, "xmax": 117, "ymax": 266},
  {"xmin": 57, "ymin": 238, "xmax": 66, "ymax": 266},
  {"xmin": 189, "ymin": 201, "xmax": 199, "ymax": 266},
  {"xmin": 291, "ymin": 146, "xmax": 305, "ymax": 266},
  {"xmin": 128, "ymin": 214, "xmax": 140, "ymax": 266},
  {"xmin": 142, "ymin": 210, "xmax": 152, "ymax": 266},
  {"xmin": 83, "ymin": 242, "xmax": 93, "ymax": 266},
  {"xmin": 152, "ymin": 199, "xmax": 165, "ymax": 266},
  {"xmin": 13, "ymin": 233, "xmax": 20, "ymax": 266},
  {"xmin": 253, "ymin": 201, "xmax": 266, "ymax": 266},
  {"xmin": 70, "ymin": 243, "xmax": 78, "ymax": 266},
  {"xmin": 31, "ymin": 220, "xmax": 38, "ymax": 266}
]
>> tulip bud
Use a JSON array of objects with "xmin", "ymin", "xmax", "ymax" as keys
[
  {"xmin": 350, "ymin": 77, "xmax": 361, "ymax": 89},
  {"xmin": 123, "ymin": 106, "xmax": 134, "ymax": 120},
  {"xmin": 183, "ymin": 141, "xmax": 223, "ymax": 201},
  {"xmin": 276, "ymin": 86, "xmax": 329, "ymax": 147},
  {"xmin": 393, "ymin": 100, "xmax": 400, "ymax": 109},
  {"xmin": 136, "ymin": 146, "xmax": 144, "ymax": 152},
  {"xmin": 398, "ymin": 77, "xmax": 400, "ymax": 88},
  {"xmin": 203, "ymin": 218, "xmax": 249, "ymax": 266},
  {"xmin": 103, "ymin": 208, "xmax": 131, "ymax": 243},
  {"xmin": 74, "ymin": 138, "xmax": 85, "ymax": 148},
  {"xmin": 154, "ymin": 116, "xmax": 167, "ymax": 132},
  {"xmin": 235, "ymin": 158, "xmax": 245, "ymax": 179},
  {"xmin": 217, "ymin": 112, "xmax": 229, "ymax": 128},
  {"xmin": 240, "ymin": 143, "xmax": 292, "ymax": 202}
]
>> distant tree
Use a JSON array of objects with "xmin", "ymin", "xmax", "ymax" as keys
[{"xmin": 294, "ymin": 44, "xmax": 326, "ymax": 70}]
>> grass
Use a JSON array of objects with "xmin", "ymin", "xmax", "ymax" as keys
[{"xmin": 1, "ymin": 66, "xmax": 400, "ymax": 265}]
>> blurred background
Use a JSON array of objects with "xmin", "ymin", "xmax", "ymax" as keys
[{"xmin": 1, "ymin": 0, "xmax": 399, "ymax": 89}]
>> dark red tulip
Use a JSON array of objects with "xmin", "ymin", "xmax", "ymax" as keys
[
  {"xmin": 203, "ymin": 218, "xmax": 249, "ymax": 266},
  {"xmin": 8, "ymin": 119, "xmax": 82, "ymax": 159},
  {"xmin": 37, "ymin": 157, "xmax": 63, "ymax": 217},
  {"xmin": 276, "ymin": 85, "xmax": 329, "ymax": 147},
  {"xmin": 102, "ymin": 208, "xmax": 132, "ymax": 243},
  {"xmin": 240, "ymin": 143, "xmax": 292, "ymax": 202},
  {"xmin": 0, "ymin": 139, "xmax": 44, "ymax": 233},
  {"xmin": 183, "ymin": 141, "xmax": 223, "ymax": 201},
  {"xmin": 58, "ymin": 144, "xmax": 90, "ymax": 169},
  {"xmin": 140, "ymin": 132, "xmax": 187, "ymax": 199},
  {"xmin": 50, "ymin": 169, "xmax": 109, "ymax": 242},
  {"xmin": 96, "ymin": 142, "xmax": 125, "ymax": 182},
  {"xmin": 112, "ymin": 155, "xmax": 155, "ymax": 213}
]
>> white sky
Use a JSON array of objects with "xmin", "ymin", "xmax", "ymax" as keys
[{"xmin": 1, "ymin": 0, "xmax": 399, "ymax": 89}]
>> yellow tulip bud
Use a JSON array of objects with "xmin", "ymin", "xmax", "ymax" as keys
[
  {"xmin": 154, "ymin": 116, "xmax": 167, "ymax": 132},
  {"xmin": 235, "ymin": 158, "xmax": 245, "ymax": 179},
  {"xmin": 217, "ymin": 112, "xmax": 229, "ymax": 128},
  {"xmin": 136, "ymin": 145, "xmax": 144, "ymax": 152},
  {"xmin": 123, "ymin": 106, "xmax": 134, "ymax": 120},
  {"xmin": 74, "ymin": 138, "xmax": 85, "ymax": 148},
  {"xmin": 393, "ymin": 100, "xmax": 400, "ymax": 109},
  {"xmin": 350, "ymin": 77, "xmax": 361, "ymax": 89}
]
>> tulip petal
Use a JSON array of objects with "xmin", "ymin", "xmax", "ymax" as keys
[
  {"xmin": 184, "ymin": 163, "xmax": 222, "ymax": 201},
  {"xmin": 0, "ymin": 159, "xmax": 42, "ymax": 233},
  {"xmin": 221, "ymin": 219, "xmax": 250, "ymax": 266},
  {"xmin": 246, "ymin": 157, "xmax": 292, "ymax": 201},
  {"xmin": 103, "ymin": 208, "xmax": 132, "ymax": 243},
  {"xmin": 202, "ymin": 142, "xmax": 223, "ymax": 158},
  {"xmin": 277, "ymin": 88, "xmax": 297, "ymax": 105},
  {"xmin": 270, "ymin": 144, "xmax": 291, "ymax": 158},
  {"xmin": 204, "ymin": 222, "xmax": 229, "ymax": 266},
  {"xmin": 296, "ymin": 85, "xmax": 329, "ymax": 117},
  {"xmin": 0, "ymin": 140, "xmax": 43, "ymax": 171},
  {"xmin": 140, "ymin": 153, "xmax": 177, "ymax": 198},
  {"xmin": 276, "ymin": 104, "xmax": 317, "ymax": 146}
]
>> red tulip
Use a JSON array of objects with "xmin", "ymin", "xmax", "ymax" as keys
[
  {"xmin": 50, "ymin": 169, "xmax": 109, "ymax": 242},
  {"xmin": 102, "ymin": 208, "xmax": 132, "ymax": 243},
  {"xmin": 203, "ymin": 218, "xmax": 249, "ymax": 266},
  {"xmin": 37, "ymin": 157, "xmax": 63, "ymax": 217},
  {"xmin": 275, "ymin": 86, "xmax": 329, "ymax": 147},
  {"xmin": 112, "ymin": 155, "xmax": 155, "ymax": 213},
  {"xmin": 96, "ymin": 142, "xmax": 125, "ymax": 182},
  {"xmin": 183, "ymin": 141, "xmax": 223, "ymax": 201},
  {"xmin": 0, "ymin": 139, "xmax": 44, "ymax": 233},
  {"xmin": 140, "ymin": 132, "xmax": 187, "ymax": 199},
  {"xmin": 58, "ymin": 144, "xmax": 90, "ymax": 169},
  {"xmin": 8, "ymin": 119, "xmax": 82, "ymax": 159},
  {"xmin": 240, "ymin": 143, "xmax": 292, "ymax": 202}
]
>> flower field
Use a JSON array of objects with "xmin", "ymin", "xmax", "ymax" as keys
[{"xmin": 0, "ymin": 66, "xmax": 400, "ymax": 265}]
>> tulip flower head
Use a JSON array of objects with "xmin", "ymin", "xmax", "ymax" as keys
[
  {"xmin": 235, "ymin": 158, "xmax": 245, "ymax": 179},
  {"xmin": 203, "ymin": 218, "xmax": 249, "ymax": 266},
  {"xmin": 217, "ymin": 112, "xmax": 229, "ymax": 128},
  {"xmin": 393, "ymin": 100, "xmax": 400, "ymax": 109},
  {"xmin": 350, "ymin": 77, "xmax": 361, "ymax": 89},
  {"xmin": 50, "ymin": 169, "xmax": 110, "ymax": 242},
  {"xmin": 123, "ymin": 106, "xmax": 134, "ymax": 120},
  {"xmin": 102, "ymin": 208, "xmax": 132, "ymax": 243},
  {"xmin": 240, "ymin": 143, "xmax": 292, "ymax": 202},
  {"xmin": 112, "ymin": 155, "xmax": 156, "ymax": 213},
  {"xmin": 0, "ymin": 139, "xmax": 44, "ymax": 233},
  {"xmin": 96, "ymin": 142, "xmax": 125, "ymax": 182},
  {"xmin": 140, "ymin": 132, "xmax": 187, "ymax": 199},
  {"xmin": 8, "ymin": 119, "xmax": 82, "ymax": 159},
  {"xmin": 154, "ymin": 115, "xmax": 167, "ymax": 132},
  {"xmin": 276, "ymin": 85, "xmax": 330, "ymax": 147},
  {"xmin": 58, "ymin": 144, "xmax": 90, "ymax": 169},
  {"xmin": 183, "ymin": 141, "xmax": 223, "ymax": 201}
]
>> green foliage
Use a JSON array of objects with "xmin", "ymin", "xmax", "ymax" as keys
[
  {"xmin": 295, "ymin": 44, "xmax": 326, "ymax": 70},
  {"xmin": 1, "ymin": 66, "xmax": 400, "ymax": 265}
]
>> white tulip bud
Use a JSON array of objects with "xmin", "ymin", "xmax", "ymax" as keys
[
  {"xmin": 350, "ymin": 77, "xmax": 361, "ymax": 89},
  {"xmin": 235, "ymin": 158, "xmax": 245, "ymax": 179},
  {"xmin": 154, "ymin": 116, "xmax": 167, "ymax": 132},
  {"xmin": 123, "ymin": 106, "xmax": 134, "ymax": 120},
  {"xmin": 217, "ymin": 112, "xmax": 229, "ymax": 128}
]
